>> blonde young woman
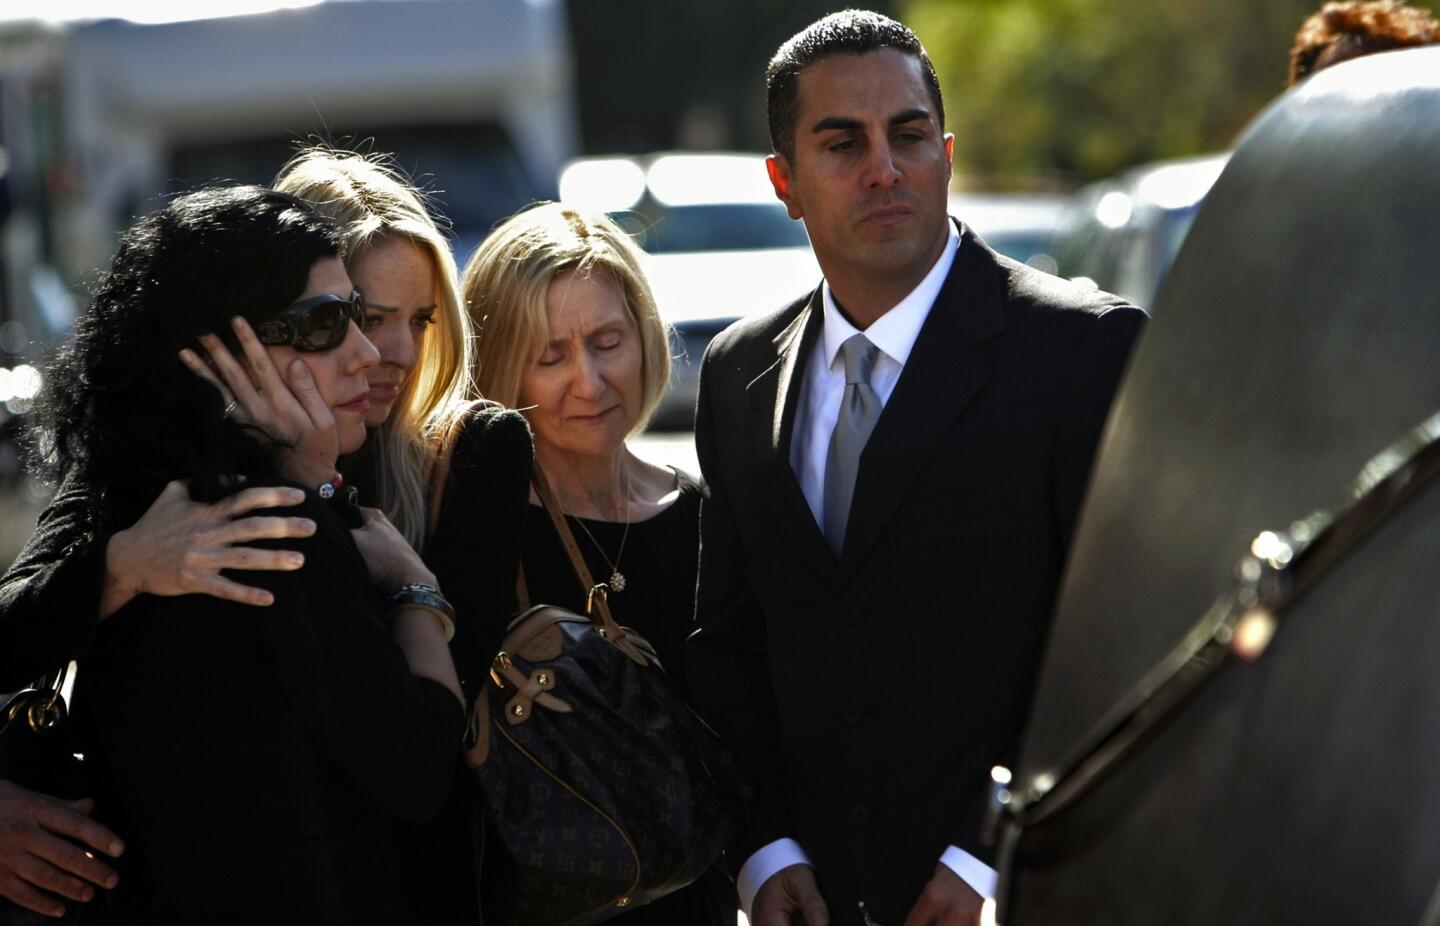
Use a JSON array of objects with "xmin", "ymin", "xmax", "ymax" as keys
[
  {"xmin": 269, "ymin": 147, "xmax": 534, "ymax": 924},
  {"xmin": 271, "ymin": 147, "xmax": 483, "ymax": 547},
  {"xmin": 444, "ymin": 202, "xmax": 736, "ymax": 924},
  {"xmin": 0, "ymin": 149, "xmax": 531, "ymax": 920}
]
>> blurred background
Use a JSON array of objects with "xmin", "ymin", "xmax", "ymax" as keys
[{"xmin": 0, "ymin": 0, "xmax": 1347, "ymax": 565}]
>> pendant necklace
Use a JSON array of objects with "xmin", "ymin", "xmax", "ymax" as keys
[{"xmin": 569, "ymin": 463, "xmax": 633, "ymax": 592}]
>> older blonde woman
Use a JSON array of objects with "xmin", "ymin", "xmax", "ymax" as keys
[{"xmin": 443, "ymin": 202, "xmax": 735, "ymax": 925}]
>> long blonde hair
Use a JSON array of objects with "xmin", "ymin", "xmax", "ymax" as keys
[
  {"xmin": 461, "ymin": 203, "xmax": 670, "ymax": 433},
  {"xmin": 275, "ymin": 146, "xmax": 474, "ymax": 547}
]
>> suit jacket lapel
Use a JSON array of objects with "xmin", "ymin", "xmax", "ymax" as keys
[
  {"xmin": 840, "ymin": 227, "xmax": 1006, "ymax": 570},
  {"xmin": 745, "ymin": 290, "xmax": 836, "ymax": 580}
]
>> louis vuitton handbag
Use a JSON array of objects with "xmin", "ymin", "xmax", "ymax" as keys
[{"xmin": 460, "ymin": 466, "xmax": 740, "ymax": 926}]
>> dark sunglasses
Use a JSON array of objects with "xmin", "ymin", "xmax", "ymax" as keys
[{"xmin": 254, "ymin": 289, "xmax": 366, "ymax": 353}]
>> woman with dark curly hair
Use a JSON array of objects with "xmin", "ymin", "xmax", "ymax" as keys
[
  {"xmin": 23, "ymin": 184, "xmax": 465, "ymax": 923},
  {"xmin": 0, "ymin": 149, "xmax": 534, "ymax": 921}
]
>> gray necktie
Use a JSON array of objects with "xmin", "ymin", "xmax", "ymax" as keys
[{"xmin": 823, "ymin": 334, "xmax": 882, "ymax": 556}]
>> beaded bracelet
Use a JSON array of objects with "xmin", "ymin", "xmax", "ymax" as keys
[{"xmin": 385, "ymin": 583, "xmax": 456, "ymax": 642}]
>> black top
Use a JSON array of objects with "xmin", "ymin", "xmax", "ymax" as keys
[
  {"xmin": 426, "ymin": 441, "xmax": 733, "ymax": 925},
  {"xmin": 77, "ymin": 487, "xmax": 466, "ymax": 924},
  {"xmin": 517, "ymin": 468, "xmax": 735, "ymax": 926},
  {"xmin": 519, "ymin": 468, "xmax": 702, "ymax": 699}
]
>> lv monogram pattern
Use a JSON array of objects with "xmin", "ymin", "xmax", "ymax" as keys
[{"xmin": 475, "ymin": 613, "xmax": 742, "ymax": 926}]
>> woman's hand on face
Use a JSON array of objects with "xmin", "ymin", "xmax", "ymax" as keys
[
  {"xmin": 350, "ymin": 507, "xmax": 437, "ymax": 592},
  {"xmin": 101, "ymin": 480, "xmax": 316, "ymax": 619},
  {"xmin": 178, "ymin": 316, "xmax": 341, "ymax": 487}
]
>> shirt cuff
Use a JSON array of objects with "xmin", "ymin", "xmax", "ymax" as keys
[
  {"xmin": 737, "ymin": 838, "xmax": 811, "ymax": 917},
  {"xmin": 940, "ymin": 845, "xmax": 998, "ymax": 899}
]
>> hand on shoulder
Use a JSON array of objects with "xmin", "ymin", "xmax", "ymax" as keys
[{"xmin": 102, "ymin": 480, "xmax": 315, "ymax": 618}]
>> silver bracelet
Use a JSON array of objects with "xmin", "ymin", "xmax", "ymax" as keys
[{"xmin": 385, "ymin": 583, "xmax": 456, "ymax": 642}]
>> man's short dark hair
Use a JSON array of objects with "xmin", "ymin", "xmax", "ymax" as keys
[
  {"xmin": 1288, "ymin": 0, "xmax": 1439, "ymax": 86},
  {"xmin": 766, "ymin": 9, "xmax": 945, "ymax": 164}
]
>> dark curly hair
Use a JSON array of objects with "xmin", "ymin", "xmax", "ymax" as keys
[
  {"xmin": 1288, "ymin": 1, "xmax": 1439, "ymax": 86},
  {"xmin": 30, "ymin": 185, "xmax": 342, "ymax": 528},
  {"xmin": 766, "ymin": 9, "xmax": 944, "ymax": 164}
]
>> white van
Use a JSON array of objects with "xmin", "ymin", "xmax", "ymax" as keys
[{"xmin": 4, "ymin": 0, "xmax": 578, "ymax": 350}]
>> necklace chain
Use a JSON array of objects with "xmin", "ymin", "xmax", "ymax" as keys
[{"xmin": 565, "ymin": 463, "xmax": 632, "ymax": 593}]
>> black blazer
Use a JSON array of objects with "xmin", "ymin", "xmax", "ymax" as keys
[{"xmin": 686, "ymin": 223, "xmax": 1144, "ymax": 925}]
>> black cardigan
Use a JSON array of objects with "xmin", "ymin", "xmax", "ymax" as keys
[
  {"xmin": 78, "ymin": 486, "xmax": 465, "ymax": 923},
  {"xmin": 0, "ymin": 474, "xmax": 110, "ymax": 689},
  {"xmin": 397, "ymin": 402, "xmax": 535, "ymax": 926}
]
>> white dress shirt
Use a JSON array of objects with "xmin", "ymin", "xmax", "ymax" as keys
[{"xmin": 737, "ymin": 222, "xmax": 997, "ymax": 915}]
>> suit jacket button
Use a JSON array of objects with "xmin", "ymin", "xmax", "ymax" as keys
[
  {"xmin": 843, "ymin": 707, "xmax": 863, "ymax": 725},
  {"xmin": 841, "ymin": 607, "xmax": 861, "ymax": 626},
  {"xmin": 850, "ymin": 804, "xmax": 870, "ymax": 826}
]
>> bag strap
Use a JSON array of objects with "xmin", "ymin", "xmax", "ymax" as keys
[{"xmin": 530, "ymin": 464, "xmax": 646, "ymax": 666}]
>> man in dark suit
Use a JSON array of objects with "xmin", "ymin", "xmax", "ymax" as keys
[{"xmin": 685, "ymin": 11, "xmax": 1145, "ymax": 926}]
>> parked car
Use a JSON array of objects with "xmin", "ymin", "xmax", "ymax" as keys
[
  {"xmin": 948, "ymin": 191, "xmax": 1073, "ymax": 275},
  {"xmin": 1053, "ymin": 153, "xmax": 1230, "ymax": 311}
]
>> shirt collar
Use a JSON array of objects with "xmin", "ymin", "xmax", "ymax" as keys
[{"xmin": 820, "ymin": 220, "xmax": 960, "ymax": 371}]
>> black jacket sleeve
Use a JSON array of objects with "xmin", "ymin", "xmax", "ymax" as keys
[
  {"xmin": 1051, "ymin": 304, "xmax": 1147, "ymax": 550},
  {"xmin": 423, "ymin": 404, "xmax": 534, "ymax": 699},
  {"xmin": 0, "ymin": 474, "xmax": 107, "ymax": 690},
  {"xmin": 685, "ymin": 341, "xmax": 797, "ymax": 864}
]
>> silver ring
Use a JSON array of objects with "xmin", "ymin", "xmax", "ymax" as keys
[{"xmin": 222, "ymin": 399, "xmax": 239, "ymax": 420}]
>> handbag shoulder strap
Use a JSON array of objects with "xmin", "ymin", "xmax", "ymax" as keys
[
  {"xmin": 530, "ymin": 465, "xmax": 646, "ymax": 666},
  {"xmin": 530, "ymin": 465, "xmax": 603, "ymax": 600}
]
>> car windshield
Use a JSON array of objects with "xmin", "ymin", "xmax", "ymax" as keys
[{"xmin": 614, "ymin": 203, "xmax": 810, "ymax": 254}]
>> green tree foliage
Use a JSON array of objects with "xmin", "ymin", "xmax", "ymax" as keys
[{"xmin": 904, "ymin": 0, "xmax": 1328, "ymax": 181}]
